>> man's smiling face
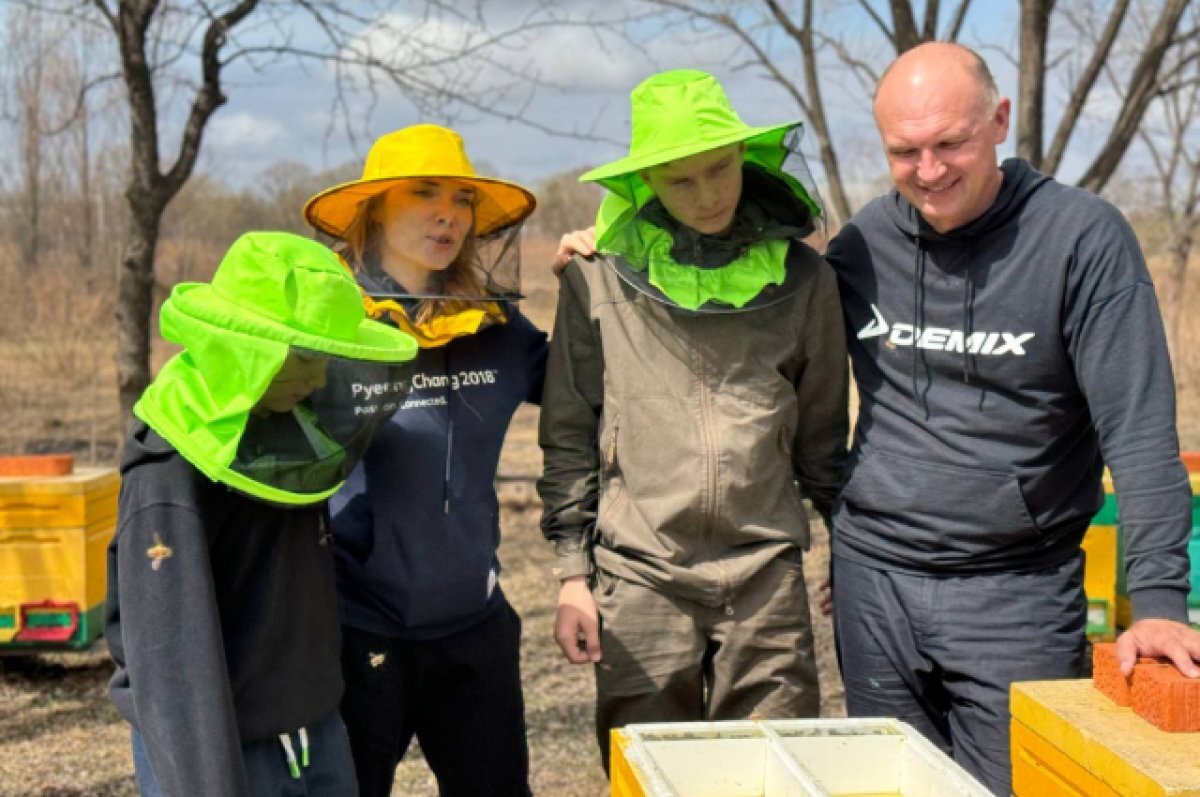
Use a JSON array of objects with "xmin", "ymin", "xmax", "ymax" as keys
[{"xmin": 874, "ymin": 55, "xmax": 1009, "ymax": 234}]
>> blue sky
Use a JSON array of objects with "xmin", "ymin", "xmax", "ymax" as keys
[{"xmin": 193, "ymin": 1, "xmax": 1031, "ymax": 203}]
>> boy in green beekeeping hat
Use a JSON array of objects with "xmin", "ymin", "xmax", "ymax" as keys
[
  {"xmin": 538, "ymin": 69, "xmax": 849, "ymax": 771},
  {"xmin": 104, "ymin": 231, "xmax": 418, "ymax": 796}
]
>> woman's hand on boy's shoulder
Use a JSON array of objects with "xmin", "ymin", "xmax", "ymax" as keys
[{"xmin": 552, "ymin": 227, "xmax": 597, "ymax": 275}]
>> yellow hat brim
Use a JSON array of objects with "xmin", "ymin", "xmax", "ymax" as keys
[{"xmin": 304, "ymin": 174, "xmax": 536, "ymax": 239}]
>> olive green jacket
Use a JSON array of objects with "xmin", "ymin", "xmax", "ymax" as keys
[{"xmin": 537, "ymin": 244, "xmax": 848, "ymax": 609}]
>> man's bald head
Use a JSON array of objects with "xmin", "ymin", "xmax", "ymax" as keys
[
  {"xmin": 875, "ymin": 43, "xmax": 999, "ymax": 119},
  {"xmin": 871, "ymin": 43, "xmax": 1010, "ymax": 233}
]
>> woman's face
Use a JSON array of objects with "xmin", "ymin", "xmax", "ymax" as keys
[{"xmin": 376, "ymin": 179, "xmax": 474, "ymax": 276}]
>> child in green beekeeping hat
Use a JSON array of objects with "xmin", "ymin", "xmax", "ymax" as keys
[
  {"xmin": 104, "ymin": 231, "xmax": 417, "ymax": 797},
  {"xmin": 538, "ymin": 69, "xmax": 849, "ymax": 773}
]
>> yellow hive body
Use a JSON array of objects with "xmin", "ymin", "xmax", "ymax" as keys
[
  {"xmin": 0, "ymin": 468, "xmax": 120, "ymax": 650},
  {"xmin": 1011, "ymin": 680, "xmax": 1200, "ymax": 796},
  {"xmin": 611, "ymin": 718, "xmax": 991, "ymax": 797},
  {"xmin": 1081, "ymin": 524, "xmax": 1118, "ymax": 641}
]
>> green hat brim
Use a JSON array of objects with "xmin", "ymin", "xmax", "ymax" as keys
[
  {"xmin": 167, "ymin": 282, "xmax": 418, "ymax": 363},
  {"xmin": 579, "ymin": 121, "xmax": 799, "ymax": 184}
]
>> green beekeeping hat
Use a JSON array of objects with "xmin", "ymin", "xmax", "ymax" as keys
[
  {"xmin": 579, "ymin": 69, "xmax": 801, "ymax": 200},
  {"xmin": 134, "ymin": 231, "xmax": 418, "ymax": 505},
  {"xmin": 162, "ymin": 231, "xmax": 416, "ymax": 363}
]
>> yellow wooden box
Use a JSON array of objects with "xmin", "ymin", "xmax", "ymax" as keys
[
  {"xmin": 1081, "ymin": 524, "xmax": 1118, "ymax": 640},
  {"xmin": 611, "ymin": 718, "xmax": 991, "ymax": 796},
  {"xmin": 0, "ymin": 468, "xmax": 119, "ymax": 649},
  {"xmin": 1011, "ymin": 680, "xmax": 1200, "ymax": 797}
]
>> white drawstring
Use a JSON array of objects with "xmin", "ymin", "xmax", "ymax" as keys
[
  {"xmin": 279, "ymin": 727, "xmax": 310, "ymax": 780},
  {"xmin": 279, "ymin": 733, "xmax": 301, "ymax": 779}
]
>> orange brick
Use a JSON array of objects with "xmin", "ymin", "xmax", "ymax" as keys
[
  {"xmin": 1092, "ymin": 643, "xmax": 1133, "ymax": 706},
  {"xmin": 1091, "ymin": 643, "xmax": 1160, "ymax": 706},
  {"xmin": 1130, "ymin": 660, "xmax": 1200, "ymax": 732},
  {"xmin": 0, "ymin": 454, "xmax": 74, "ymax": 477}
]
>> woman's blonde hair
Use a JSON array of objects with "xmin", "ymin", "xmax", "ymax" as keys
[{"xmin": 338, "ymin": 187, "xmax": 484, "ymax": 325}]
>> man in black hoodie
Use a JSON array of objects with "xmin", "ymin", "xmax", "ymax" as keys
[{"xmin": 826, "ymin": 42, "xmax": 1200, "ymax": 795}]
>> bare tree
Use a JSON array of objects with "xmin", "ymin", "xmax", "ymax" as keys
[
  {"xmin": 1024, "ymin": 0, "xmax": 1193, "ymax": 192},
  {"xmin": 639, "ymin": 1, "xmax": 1193, "ymax": 225},
  {"xmin": 25, "ymin": 0, "xmax": 631, "ymax": 426},
  {"xmin": 4, "ymin": 7, "xmax": 51, "ymax": 270},
  {"xmin": 1134, "ymin": 21, "xmax": 1200, "ymax": 358}
]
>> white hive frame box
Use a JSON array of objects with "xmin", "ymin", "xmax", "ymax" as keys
[{"xmin": 610, "ymin": 718, "xmax": 992, "ymax": 797}]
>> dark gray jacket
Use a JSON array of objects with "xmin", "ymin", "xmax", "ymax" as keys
[
  {"xmin": 106, "ymin": 424, "xmax": 342, "ymax": 796},
  {"xmin": 827, "ymin": 158, "xmax": 1191, "ymax": 623}
]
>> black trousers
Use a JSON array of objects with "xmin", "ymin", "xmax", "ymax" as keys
[
  {"xmin": 833, "ymin": 553, "xmax": 1087, "ymax": 797},
  {"xmin": 340, "ymin": 600, "xmax": 531, "ymax": 797}
]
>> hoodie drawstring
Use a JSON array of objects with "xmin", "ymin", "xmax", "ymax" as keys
[
  {"xmin": 961, "ymin": 238, "xmax": 975, "ymax": 384},
  {"xmin": 913, "ymin": 235, "xmax": 978, "ymax": 414},
  {"xmin": 444, "ymin": 415, "xmax": 454, "ymax": 515},
  {"xmin": 911, "ymin": 239, "xmax": 929, "ymax": 419},
  {"xmin": 278, "ymin": 727, "xmax": 309, "ymax": 779}
]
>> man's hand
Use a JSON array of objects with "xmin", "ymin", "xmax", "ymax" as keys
[
  {"xmin": 1116, "ymin": 619, "xmax": 1200, "ymax": 677},
  {"xmin": 552, "ymin": 227, "xmax": 597, "ymax": 275},
  {"xmin": 555, "ymin": 575, "xmax": 602, "ymax": 664}
]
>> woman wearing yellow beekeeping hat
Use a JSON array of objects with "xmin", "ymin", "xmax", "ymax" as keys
[{"xmin": 304, "ymin": 124, "xmax": 543, "ymax": 797}]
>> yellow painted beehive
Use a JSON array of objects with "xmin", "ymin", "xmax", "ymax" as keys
[
  {"xmin": 1082, "ymin": 524, "xmax": 1118, "ymax": 640},
  {"xmin": 0, "ymin": 467, "xmax": 119, "ymax": 649},
  {"xmin": 1011, "ymin": 679, "xmax": 1200, "ymax": 796}
]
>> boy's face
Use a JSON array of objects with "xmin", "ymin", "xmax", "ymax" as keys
[
  {"xmin": 640, "ymin": 143, "xmax": 745, "ymax": 235},
  {"xmin": 256, "ymin": 349, "xmax": 329, "ymax": 413}
]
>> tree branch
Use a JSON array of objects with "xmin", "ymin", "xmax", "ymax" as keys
[
  {"xmin": 855, "ymin": 0, "xmax": 896, "ymax": 48},
  {"xmin": 943, "ymin": 0, "xmax": 972, "ymax": 41},
  {"xmin": 1042, "ymin": 0, "xmax": 1129, "ymax": 175}
]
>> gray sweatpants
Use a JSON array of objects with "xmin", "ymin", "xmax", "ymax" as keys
[
  {"xmin": 592, "ymin": 554, "xmax": 819, "ymax": 772},
  {"xmin": 832, "ymin": 553, "xmax": 1088, "ymax": 796}
]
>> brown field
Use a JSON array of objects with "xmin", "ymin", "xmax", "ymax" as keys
[{"xmin": 0, "ymin": 233, "xmax": 1193, "ymax": 794}]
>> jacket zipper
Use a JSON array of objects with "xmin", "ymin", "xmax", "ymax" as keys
[{"xmin": 694, "ymin": 323, "xmax": 727, "ymax": 609}]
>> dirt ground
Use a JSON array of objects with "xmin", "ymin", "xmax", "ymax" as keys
[{"xmin": 0, "ymin": 401, "xmax": 843, "ymax": 796}]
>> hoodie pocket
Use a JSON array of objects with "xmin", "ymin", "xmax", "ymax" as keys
[{"xmin": 842, "ymin": 450, "xmax": 1039, "ymax": 555}]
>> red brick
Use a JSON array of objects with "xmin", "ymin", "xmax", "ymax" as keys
[
  {"xmin": 0, "ymin": 454, "xmax": 73, "ymax": 477},
  {"xmin": 1130, "ymin": 660, "xmax": 1200, "ymax": 733},
  {"xmin": 1094, "ymin": 643, "xmax": 1131, "ymax": 706},
  {"xmin": 1092, "ymin": 643, "xmax": 1144, "ymax": 706}
]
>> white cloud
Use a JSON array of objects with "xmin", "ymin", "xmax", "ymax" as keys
[{"xmin": 207, "ymin": 112, "xmax": 286, "ymax": 153}]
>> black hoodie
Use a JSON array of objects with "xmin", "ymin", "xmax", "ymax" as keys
[
  {"xmin": 105, "ymin": 423, "xmax": 343, "ymax": 796},
  {"xmin": 826, "ymin": 158, "xmax": 1191, "ymax": 623}
]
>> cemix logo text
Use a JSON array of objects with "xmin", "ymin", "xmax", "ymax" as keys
[{"xmin": 857, "ymin": 304, "xmax": 1035, "ymax": 356}]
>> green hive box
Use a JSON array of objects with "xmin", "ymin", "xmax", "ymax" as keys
[{"xmin": 1189, "ymin": 535, "xmax": 1200, "ymax": 628}]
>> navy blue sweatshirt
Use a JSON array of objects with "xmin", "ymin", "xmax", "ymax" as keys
[
  {"xmin": 106, "ymin": 424, "xmax": 342, "ymax": 797},
  {"xmin": 330, "ymin": 287, "xmax": 547, "ymax": 640},
  {"xmin": 827, "ymin": 158, "xmax": 1191, "ymax": 623}
]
